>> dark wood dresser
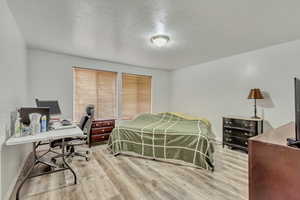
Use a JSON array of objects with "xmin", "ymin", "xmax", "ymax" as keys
[
  {"xmin": 249, "ymin": 122, "xmax": 300, "ymax": 200},
  {"xmin": 89, "ymin": 119, "xmax": 115, "ymax": 147},
  {"xmin": 223, "ymin": 116, "xmax": 263, "ymax": 152}
]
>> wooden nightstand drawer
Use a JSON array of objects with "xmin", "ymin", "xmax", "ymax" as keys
[
  {"xmin": 92, "ymin": 120, "xmax": 115, "ymax": 128},
  {"xmin": 224, "ymin": 136, "xmax": 249, "ymax": 147},
  {"xmin": 91, "ymin": 126, "xmax": 114, "ymax": 135},
  {"xmin": 91, "ymin": 134, "xmax": 110, "ymax": 142},
  {"xmin": 224, "ymin": 128, "xmax": 255, "ymax": 138},
  {"xmin": 224, "ymin": 118, "xmax": 256, "ymax": 131}
]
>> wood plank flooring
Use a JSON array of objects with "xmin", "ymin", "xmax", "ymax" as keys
[{"xmin": 11, "ymin": 144, "xmax": 248, "ymax": 200}]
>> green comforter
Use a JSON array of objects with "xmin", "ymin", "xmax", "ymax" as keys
[{"xmin": 107, "ymin": 112, "xmax": 215, "ymax": 170}]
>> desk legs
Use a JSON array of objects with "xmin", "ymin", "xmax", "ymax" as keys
[
  {"xmin": 16, "ymin": 158, "xmax": 36, "ymax": 200},
  {"xmin": 61, "ymin": 138, "xmax": 77, "ymax": 184},
  {"xmin": 16, "ymin": 141, "xmax": 77, "ymax": 200}
]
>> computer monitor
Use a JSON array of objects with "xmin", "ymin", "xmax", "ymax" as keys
[
  {"xmin": 19, "ymin": 107, "xmax": 50, "ymax": 129},
  {"xmin": 35, "ymin": 99, "xmax": 61, "ymax": 115}
]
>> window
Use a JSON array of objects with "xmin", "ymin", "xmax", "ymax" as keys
[
  {"xmin": 73, "ymin": 67, "xmax": 117, "ymax": 121},
  {"xmin": 122, "ymin": 73, "xmax": 152, "ymax": 120},
  {"xmin": 73, "ymin": 68, "xmax": 152, "ymax": 121}
]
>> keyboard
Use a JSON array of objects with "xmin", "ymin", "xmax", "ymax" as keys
[{"xmin": 50, "ymin": 122, "xmax": 77, "ymax": 130}]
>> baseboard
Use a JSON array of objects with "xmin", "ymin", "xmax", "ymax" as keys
[{"xmin": 4, "ymin": 152, "xmax": 33, "ymax": 200}]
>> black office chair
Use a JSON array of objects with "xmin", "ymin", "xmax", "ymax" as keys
[{"xmin": 51, "ymin": 105, "xmax": 95, "ymax": 163}]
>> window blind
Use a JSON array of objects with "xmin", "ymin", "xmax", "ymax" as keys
[
  {"xmin": 122, "ymin": 73, "xmax": 152, "ymax": 120},
  {"xmin": 73, "ymin": 67, "xmax": 117, "ymax": 121}
]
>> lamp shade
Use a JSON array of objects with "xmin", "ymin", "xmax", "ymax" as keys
[{"xmin": 248, "ymin": 88, "xmax": 264, "ymax": 99}]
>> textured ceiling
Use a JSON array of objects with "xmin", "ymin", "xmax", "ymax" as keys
[{"xmin": 8, "ymin": 0, "xmax": 300, "ymax": 70}]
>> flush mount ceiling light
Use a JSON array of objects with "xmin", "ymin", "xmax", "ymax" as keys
[{"xmin": 150, "ymin": 35, "xmax": 170, "ymax": 47}]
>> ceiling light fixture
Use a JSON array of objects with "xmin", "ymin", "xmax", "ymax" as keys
[{"xmin": 150, "ymin": 35, "xmax": 170, "ymax": 47}]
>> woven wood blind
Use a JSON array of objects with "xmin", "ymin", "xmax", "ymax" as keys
[
  {"xmin": 122, "ymin": 73, "xmax": 152, "ymax": 120},
  {"xmin": 73, "ymin": 67, "xmax": 117, "ymax": 121}
]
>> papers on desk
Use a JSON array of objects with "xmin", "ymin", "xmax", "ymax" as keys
[{"xmin": 50, "ymin": 122, "xmax": 77, "ymax": 130}]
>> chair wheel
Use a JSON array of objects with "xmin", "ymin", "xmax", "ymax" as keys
[
  {"xmin": 86, "ymin": 151, "xmax": 90, "ymax": 155},
  {"xmin": 51, "ymin": 158, "xmax": 56, "ymax": 164},
  {"xmin": 86, "ymin": 157, "xmax": 90, "ymax": 161}
]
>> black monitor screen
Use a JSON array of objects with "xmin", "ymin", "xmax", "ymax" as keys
[
  {"xmin": 295, "ymin": 78, "xmax": 300, "ymax": 140},
  {"xmin": 35, "ymin": 99, "xmax": 61, "ymax": 115}
]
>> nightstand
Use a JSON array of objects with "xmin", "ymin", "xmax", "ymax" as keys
[
  {"xmin": 223, "ymin": 116, "xmax": 263, "ymax": 152},
  {"xmin": 89, "ymin": 119, "xmax": 115, "ymax": 147}
]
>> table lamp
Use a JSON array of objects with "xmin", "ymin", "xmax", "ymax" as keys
[{"xmin": 248, "ymin": 88, "xmax": 264, "ymax": 119}]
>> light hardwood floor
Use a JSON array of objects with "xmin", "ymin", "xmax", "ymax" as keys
[{"xmin": 11, "ymin": 144, "xmax": 248, "ymax": 200}]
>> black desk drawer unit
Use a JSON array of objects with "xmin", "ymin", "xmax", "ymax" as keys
[{"xmin": 223, "ymin": 116, "xmax": 263, "ymax": 152}]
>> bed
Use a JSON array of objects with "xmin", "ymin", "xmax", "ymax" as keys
[{"xmin": 107, "ymin": 112, "xmax": 215, "ymax": 170}]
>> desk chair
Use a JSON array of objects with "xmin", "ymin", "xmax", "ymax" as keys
[{"xmin": 51, "ymin": 105, "xmax": 94, "ymax": 163}]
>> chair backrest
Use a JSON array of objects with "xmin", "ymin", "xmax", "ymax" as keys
[
  {"xmin": 80, "ymin": 105, "xmax": 95, "ymax": 135},
  {"xmin": 86, "ymin": 104, "xmax": 95, "ymax": 117},
  {"xmin": 78, "ymin": 115, "xmax": 89, "ymax": 130},
  {"xmin": 82, "ymin": 116, "xmax": 93, "ymax": 135}
]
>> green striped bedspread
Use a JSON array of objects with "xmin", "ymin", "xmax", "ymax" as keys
[{"xmin": 107, "ymin": 112, "xmax": 215, "ymax": 170}]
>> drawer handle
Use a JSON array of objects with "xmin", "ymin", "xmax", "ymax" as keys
[
  {"xmin": 245, "ymin": 141, "xmax": 248, "ymax": 145},
  {"xmin": 226, "ymin": 138, "xmax": 232, "ymax": 142}
]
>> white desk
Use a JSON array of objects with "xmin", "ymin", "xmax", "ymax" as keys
[
  {"xmin": 6, "ymin": 126, "xmax": 83, "ymax": 200},
  {"xmin": 6, "ymin": 126, "xmax": 83, "ymax": 146}
]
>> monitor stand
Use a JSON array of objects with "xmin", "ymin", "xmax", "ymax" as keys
[{"xmin": 287, "ymin": 138, "xmax": 300, "ymax": 148}]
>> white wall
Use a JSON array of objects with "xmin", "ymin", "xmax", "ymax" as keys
[
  {"xmin": 0, "ymin": 0, "xmax": 30, "ymax": 199},
  {"xmin": 27, "ymin": 48, "xmax": 171, "ymax": 119},
  {"xmin": 170, "ymin": 40, "xmax": 300, "ymax": 140}
]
